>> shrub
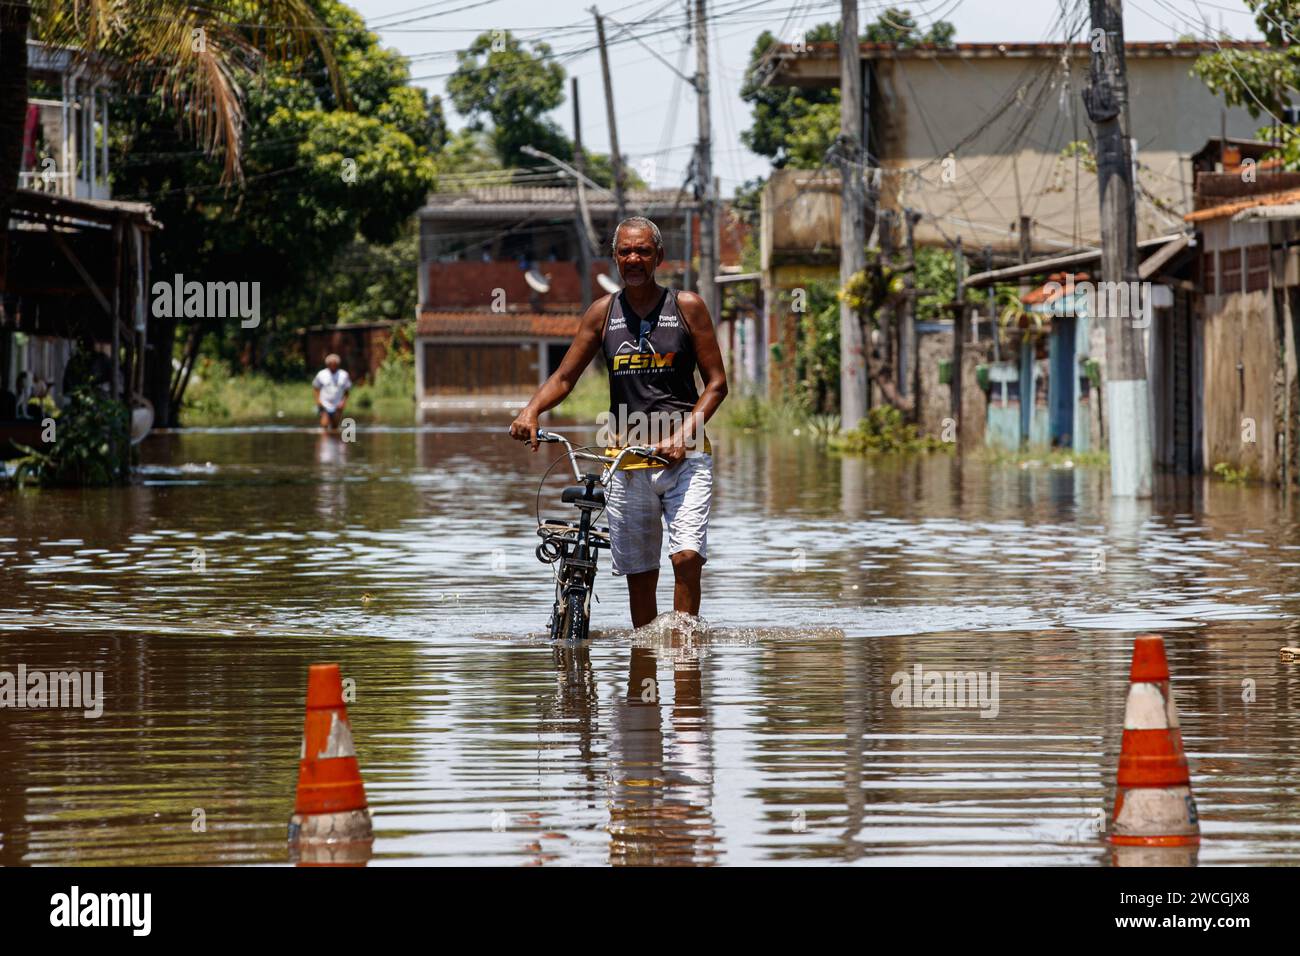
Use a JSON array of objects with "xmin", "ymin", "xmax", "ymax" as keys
[
  {"xmin": 830, "ymin": 405, "xmax": 946, "ymax": 455},
  {"xmin": 12, "ymin": 387, "xmax": 129, "ymax": 487}
]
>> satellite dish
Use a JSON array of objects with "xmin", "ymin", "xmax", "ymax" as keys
[
  {"xmin": 525, "ymin": 269, "xmax": 551, "ymax": 294},
  {"xmin": 597, "ymin": 273, "xmax": 622, "ymax": 294}
]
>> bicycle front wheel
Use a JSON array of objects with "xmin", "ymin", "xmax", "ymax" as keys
[{"xmin": 560, "ymin": 588, "xmax": 589, "ymax": 643}]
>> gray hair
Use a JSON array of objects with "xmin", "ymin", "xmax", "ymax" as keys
[{"xmin": 611, "ymin": 217, "xmax": 663, "ymax": 257}]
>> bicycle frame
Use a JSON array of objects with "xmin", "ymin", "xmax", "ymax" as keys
[{"xmin": 530, "ymin": 429, "xmax": 666, "ymax": 641}]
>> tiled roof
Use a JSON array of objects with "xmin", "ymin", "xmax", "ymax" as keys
[
  {"xmin": 417, "ymin": 310, "xmax": 581, "ymax": 338},
  {"xmin": 1185, "ymin": 187, "xmax": 1300, "ymax": 223},
  {"xmin": 1021, "ymin": 272, "xmax": 1091, "ymax": 306}
]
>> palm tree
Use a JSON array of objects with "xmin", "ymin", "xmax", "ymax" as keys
[{"xmin": 0, "ymin": 0, "xmax": 339, "ymax": 287}]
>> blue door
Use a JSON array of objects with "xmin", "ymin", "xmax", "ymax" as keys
[{"xmin": 1049, "ymin": 316, "xmax": 1076, "ymax": 447}]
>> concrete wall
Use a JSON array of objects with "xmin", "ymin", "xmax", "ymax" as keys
[
  {"xmin": 761, "ymin": 171, "xmax": 841, "ymax": 269},
  {"xmin": 869, "ymin": 52, "xmax": 1258, "ymax": 253},
  {"xmin": 917, "ymin": 329, "xmax": 952, "ymax": 439}
]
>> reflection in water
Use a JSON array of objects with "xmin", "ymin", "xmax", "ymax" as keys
[
  {"xmin": 2, "ymin": 424, "xmax": 1300, "ymax": 865},
  {"xmin": 607, "ymin": 627, "xmax": 718, "ymax": 866}
]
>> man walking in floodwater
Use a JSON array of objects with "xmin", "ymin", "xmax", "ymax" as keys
[
  {"xmin": 312, "ymin": 353, "xmax": 351, "ymax": 431},
  {"xmin": 510, "ymin": 217, "xmax": 728, "ymax": 629}
]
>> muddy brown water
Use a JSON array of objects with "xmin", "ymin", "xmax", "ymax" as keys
[{"xmin": 2, "ymin": 422, "xmax": 1300, "ymax": 865}]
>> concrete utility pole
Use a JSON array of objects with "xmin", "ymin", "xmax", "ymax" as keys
[
  {"xmin": 572, "ymin": 78, "xmax": 592, "ymax": 309},
  {"xmin": 592, "ymin": 8, "xmax": 627, "ymax": 224},
  {"xmin": 838, "ymin": 0, "xmax": 869, "ymax": 430},
  {"xmin": 693, "ymin": 0, "xmax": 718, "ymax": 322},
  {"xmin": 952, "ymin": 236, "xmax": 965, "ymax": 438},
  {"xmin": 1084, "ymin": 0, "xmax": 1152, "ymax": 497}
]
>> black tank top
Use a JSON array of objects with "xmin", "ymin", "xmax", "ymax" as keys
[{"xmin": 601, "ymin": 286, "xmax": 699, "ymax": 419}]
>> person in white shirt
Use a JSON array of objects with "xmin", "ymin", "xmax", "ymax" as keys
[{"xmin": 312, "ymin": 354, "xmax": 351, "ymax": 431}]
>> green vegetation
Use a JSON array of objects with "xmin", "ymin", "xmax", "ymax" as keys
[
  {"xmin": 830, "ymin": 405, "xmax": 948, "ymax": 455},
  {"xmin": 101, "ymin": 8, "xmax": 648, "ymax": 430},
  {"xmin": 789, "ymin": 279, "xmax": 841, "ymax": 414},
  {"xmin": 1193, "ymin": 1, "xmax": 1298, "ymax": 124},
  {"xmin": 717, "ymin": 394, "xmax": 810, "ymax": 433},
  {"xmin": 1213, "ymin": 461, "xmax": 1252, "ymax": 484},
  {"xmin": 108, "ymin": 0, "xmax": 443, "ymax": 423},
  {"xmin": 182, "ymin": 350, "xmax": 415, "ymax": 425},
  {"xmin": 11, "ymin": 387, "xmax": 129, "ymax": 487},
  {"xmin": 1193, "ymin": 2, "xmax": 1300, "ymax": 170},
  {"xmin": 982, "ymin": 447, "xmax": 1110, "ymax": 469}
]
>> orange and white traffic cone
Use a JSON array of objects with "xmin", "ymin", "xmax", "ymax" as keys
[
  {"xmin": 1110, "ymin": 635, "xmax": 1199, "ymax": 848},
  {"xmin": 288, "ymin": 663, "xmax": 374, "ymax": 850}
]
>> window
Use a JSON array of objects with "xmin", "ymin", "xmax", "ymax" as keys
[
  {"xmin": 1246, "ymin": 244, "xmax": 1270, "ymax": 292},
  {"xmin": 1220, "ymin": 247, "xmax": 1243, "ymax": 294},
  {"xmin": 1201, "ymin": 251, "xmax": 1216, "ymax": 295}
]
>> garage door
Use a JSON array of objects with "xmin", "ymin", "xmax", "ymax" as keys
[{"xmin": 423, "ymin": 343, "xmax": 538, "ymax": 396}]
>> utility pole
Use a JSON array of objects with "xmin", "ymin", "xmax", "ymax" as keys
[
  {"xmin": 838, "ymin": 0, "xmax": 868, "ymax": 429},
  {"xmin": 879, "ymin": 208, "xmax": 896, "ymax": 382},
  {"xmin": 592, "ymin": 8, "xmax": 627, "ymax": 224},
  {"xmin": 693, "ymin": 0, "xmax": 717, "ymax": 322},
  {"xmin": 900, "ymin": 208, "xmax": 921, "ymax": 407},
  {"xmin": 1084, "ymin": 0, "xmax": 1152, "ymax": 497},
  {"xmin": 684, "ymin": 208, "xmax": 694, "ymax": 292},
  {"xmin": 572, "ymin": 77, "xmax": 592, "ymax": 309},
  {"xmin": 952, "ymin": 236, "xmax": 965, "ymax": 442},
  {"xmin": 985, "ymin": 245, "xmax": 999, "ymax": 365}
]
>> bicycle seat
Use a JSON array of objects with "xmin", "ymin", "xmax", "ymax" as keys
[{"xmin": 561, "ymin": 485, "xmax": 605, "ymax": 506}]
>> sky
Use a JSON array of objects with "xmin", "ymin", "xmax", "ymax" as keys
[{"xmin": 348, "ymin": 0, "xmax": 1267, "ymax": 197}]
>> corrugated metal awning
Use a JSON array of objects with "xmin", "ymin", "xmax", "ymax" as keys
[{"xmin": 1231, "ymin": 202, "xmax": 1300, "ymax": 222}]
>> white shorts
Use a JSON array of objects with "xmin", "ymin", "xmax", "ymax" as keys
[{"xmin": 605, "ymin": 454, "xmax": 713, "ymax": 576}]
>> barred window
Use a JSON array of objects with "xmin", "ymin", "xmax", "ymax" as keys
[{"xmin": 1202, "ymin": 250, "xmax": 1217, "ymax": 296}]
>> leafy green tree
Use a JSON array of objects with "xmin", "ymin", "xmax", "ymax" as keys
[
  {"xmin": 864, "ymin": 7, "xmax": 956, "ymax": 46},
  {"xmin": 1193, "ymin": 1, "xmax": 1299, "ymax": 168},
  {"xmin": 0, "ymin": 0, "xmax": 336, "ymax": 294},
  {"xmin": 111, "ymin": 0, "xmax": 440, "ymax": 420},
  {"xmin": 448, "ymin": 31, "xmax": 570, "ymax": 170},
  {"xmin": 741, "ymin": 24, "xmax": 839, "ymax": 170},
  {"xmin": 317, "ymin": 222, "xmax": 419, "ymax": 327},
  {"xmin": 446, "ymin": 30, "xmax": 629, "ymax": 188}
]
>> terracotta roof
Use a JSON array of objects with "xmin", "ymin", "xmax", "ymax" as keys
[
  {"xmin": 417, "ymin": 311, "xmax": 581, "ymax": 338},
  {"xmin": 1022, "ymin": 272, "xmax": 1091, "ymax": 306},
  {"xmin": 1185, "ymin": 187, "xmax": 1300, "ymax": 223}
]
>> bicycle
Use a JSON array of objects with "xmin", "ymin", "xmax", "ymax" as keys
[{"xmin": 526, "ymin": 429, "xmax": 668, "ymax": 642}]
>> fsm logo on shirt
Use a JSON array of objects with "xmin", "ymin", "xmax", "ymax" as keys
[{"xmin": 612, "ymin": 351, "xmax": 676, "ymax": 371}]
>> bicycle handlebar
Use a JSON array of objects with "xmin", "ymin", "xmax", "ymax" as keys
[{"xmin": 532, "ymin": 430, "xmax": 670, "ymax": 480}]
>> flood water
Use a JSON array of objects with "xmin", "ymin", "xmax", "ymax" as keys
[{"xmin": 3, "ymin": 421, "xmax": 1300, "ymax": 865}]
